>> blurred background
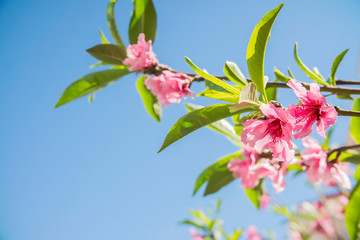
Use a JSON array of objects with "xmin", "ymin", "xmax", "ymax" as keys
[{"xmin": 1, "ymin": 0, "xmax": 360, "ymax": 239}]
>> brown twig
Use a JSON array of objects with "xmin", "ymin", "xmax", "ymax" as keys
[{"xmin": 327, "ymin": 144, "xmax": 360, "ymax": 157}]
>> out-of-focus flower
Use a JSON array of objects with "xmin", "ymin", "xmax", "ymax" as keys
[
  {"xmin": 189, "ymin": 228, "xmax": 204, "ymax": 240},
  {"xmin": 123, "ymin": 33, "xmax": 158, "ymax": 71},
  {"xmin": 300, "ymin": 137, "xmax": 351, "ymax": 189},
  {"xmin": 289, "ymin": 229, "xmax": 302, "ymax": 240},
  {"xmin": 241, "ymin": 103, "xmax": 295, "ymax": 161},
  {"xmin": 301, "ymin": 137, "xmax": 327, "ymax": 183},
  {"xmin": 144, "ymin": 70, "xmax": 193, "ymax": 106},
  {"xmin": 260, "ymin": 193, "xmax": 270, "ymax": 209},
  {"xmin": 246, "ymin": 225, "xmax": 262, "ymax": 240},
  {"xmin": 322, "ymin": 163, "xmax": 351, "ymax": 189},
  {"xmin": 287, "ymin": 79, "xmax": 337, "ymax": 138}
]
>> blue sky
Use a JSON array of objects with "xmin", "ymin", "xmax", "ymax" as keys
[{"xmin": 0, "ymin": 0, "xmax": 359, "ymax": 239}]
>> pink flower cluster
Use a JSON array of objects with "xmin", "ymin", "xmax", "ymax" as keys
[
  {"xmin": 145, "ymin": 71, "xmax": 193, "ymax": 106},
  {"xmin": 123, "ymin": 33, "xmax": 193, "ymax": 106},
  {"xmin": 300, "ymin": 137, "xmax": 351, "ymax": 189},
  {"xmin": 228, "ymin": 146, "xmax": 288, "ymax": 192},
  {"xmin": 230, "ymin": 79, "xmax": 340, "ymax": 192},
  {"xmin": 289, "ymin": 195, "xmax": 348, "ymax": 239},
  {"xmin": 123, "ymin": 33, "xmax": 158, "ymax": 71}
]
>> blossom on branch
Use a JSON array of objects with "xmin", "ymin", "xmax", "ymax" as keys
[
  {"xmin": 228, "ymin": 146, "xmax": 288, "ymax": 192},
  {"xmin": 241, "ymin": 103, "xmax": 295, "ymax": 161},
  {"xmin": 300, "ymin": 137, "xmax": 351, "ymax": 189},
  {"xmin": 123, "ymin": 33, "xmax": 158, "ymax": 71},
  {"xmin": 145, "ymin": 70, "xmax": 193, "ymax": 106},
  {"xmin": 287, "ymin": 79, "xmax": 337, "ymax": 138}
]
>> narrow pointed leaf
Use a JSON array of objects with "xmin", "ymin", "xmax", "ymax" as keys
[
  {"xmin": 185, "ymin": 57, "xmax": 240, "ymax": 95},
  {"xmin": 107, "ymin": 0, "xmax": 126, "ymax": 50},
  {"xmin": 204, "ymin": 169, "xmax": 234, "ymax": 196},
  {"xmin": 158, "ymin": 104, "xmax": 254, "ymax": 152},
  {"xmin": 129, "ymin": 0, "xmax": 157, "ymax": 44},
  {"xmin": 345, "ymin": 182, "xmax": 360, "ymax": 240},
  {"xmin": 99, "ymin": 29, "xmax": 110, "ymax": 44},
  {"xmin": 55, "ymin": 68, "xmax": 129, "ymax": 108},
  {"xmin": 351, "ymin": 98, "xmax": 360, "ymax": 143},
  {"xmin": 330, "ymin": 49, "xmax": 349, "ymax": 86},
  {"xmin": 274, "ymin": 67, "xmax": 291, "ymax": 82},
  {"xmin": 87, "ymin": 44, "xmax": 127, "ymax": 64},
  {"xmin": 185, "ymin": 103, "xmax": 240, "ymax": 146},
  {"xmin": 193, "ymin": 152, "xmax": 240, "ymax": 195},
  {"xmin": 244, "ymin": 181, "xmax": 263, "ymax": 209},
  {"xmin": 293, "ymin": 43, "xmax": 328, "ymax": 86},
  {"xmin": 136, "ymin": 75, "xmax": 161, "ymax": 122},
  {"xmin": 223, "ymin": 61, "xmax": 247, "ymax": 86},
  {"xmin": 246, "ymin": 3, "xmax": 284, "ymax": 102},
  {"xmin": 198, "ymin": 88, "xmax": 239, "ymax": 103}
]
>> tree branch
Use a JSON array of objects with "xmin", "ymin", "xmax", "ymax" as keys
[{"xmin": 327, "ymin": 144, "xmax": 360, "ymax": 157}]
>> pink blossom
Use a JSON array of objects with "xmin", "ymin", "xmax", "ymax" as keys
[
  {"xmin": 289, "ymin": 230, "xmax": 302, "ymax": 240},
  {"xmin": 301, "ymin": 137, "xmax": 327, "ymax": 183},
  {"xmin": 144, "ymin": 71, "xmax": 193, "ymax": 106},
  {"xmin": 310, "ymin": 215, "xmax": 335, "ymax": 238},
  {"xmin": 241, "ymin": 103, "xmax": 295, "ymax": 161},
  {"xmin": 246, "ymin": 225, "xmax": 262, "ymax": 240},
  {"xmin": 228, "ymin": 146, "xmax": 288, "ymax": 192},
  {"xmin": 123, "ymin": 33, "xmax": 158, "ymax": 71},
  {"xmin": 323, "ymin": 163, "xmax": 351, "ymax": 189},
  {"xmin": 301, "ymin": 137, "xmax": 351, "ymax": 189},
  {"xmin": 189, "ymin": 228, "xmax": 204, "ymax": 240},
  {"xmin": 260, "ymin": 193, "xmax": 270, "ymax": 209},
  {"xmin": 287, "ymin": 79, "xmax": 337, "ymax": 138}
]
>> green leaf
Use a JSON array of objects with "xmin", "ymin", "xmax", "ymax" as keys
[
  {"xmin": 204, "ymin": 169, "xmax": 234, "ymax": 196},
  {"xmin": 330, "ymin": 49, "xmax": 349, "ymax": 86},
  {"xmin": 198, "ymin": 88, "xmax": 239, "ymax": 103},
  {"xmin": 293, "ymin": 43, "xmax": 329, "ymax": 86},
  {"xmin": 129, "ymin": 0, "xmax": 157, "ymax": 44},
  {"xmin": 246, "ymin": 3, "xmax": 284, "ymax": 102},
  {"xmin": 193, "ymin": 152, "xmax": 240, "ymax": 195},
  {"xmin": 185, "ymin": 57, "xmax": 240, "ymax": 95},
  {"xmin": 337, "ymin": 94, "xmax": 353, "ymax": 100},
  {"xmin": 55, "ymin": 68, "xmax": 129, "ymax": 108},
  {"xmin": 339, "ymin": 153, "xmax": 360, "ymax": 164},
  {"xmin": 244, "ymin": 181, "xmax": 263, "ymax": 209},
  {"xmin": 99, "ymin": 29, "xmax": 110, "ymax": 44},
  {"xmin": 230, "ymin": 230, "xmax": 243, "ymax": 240},
  {"xmin": 136, "ymin": 75, "xmax": 162, "ymax": 122},
  {"xmin": 215, "ymin": 198, "xmax": 221, "ymax": 214},
  {"xmin": 287, "ymin": 68, "xmax": 295, "ymax": 79},
  {"xmin": 205, "ymin": 79, "xmax": 231, "ymax": 93},
  {"xmin": 345, "ymin": 182, "xmax": 360, "ymax": 240},
  {"xmin": 274, "ymin": 67, "xmax": 291, "ymax": 82},
  {"xmin": 265, "ymin": 87, "xmax": 277, "ymax": 101},
  {"xmin": 351, "ymin": 98, "xmax": 360, "ymax": 143},
  {"xmin": 86, "ymin": 44, "xmax": 127, "ymax": 65},
  {"xmin": 322, "ymin": 126, "xmax": 334, "ymax": 150},
  {"xmin": 223, "ymin": 61, "xmax": 247, "ymax": 86},
  {"xmin": 158, "ymin": 104, "xmax": 254, "ymax": 153},
  {"xmin": 355, "ymin": 166, "xmax": 360, "ymax": 181},
  {"xmin": 179, "ymin": 220, "xmax": 204, "ymax": 230},
  {"xmin": 185, "ymin": 103, "xmax": 240, "ymax": 146},
  {"xmin": 107, "ymin": 0, "xmax": 126, "ymax": 50}
]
